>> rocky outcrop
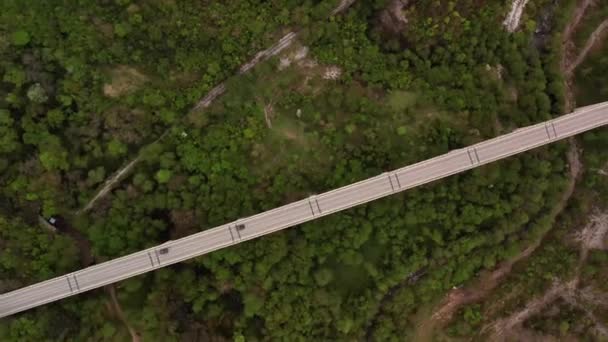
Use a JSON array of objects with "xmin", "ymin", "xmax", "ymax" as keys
[{"xmin": 378, "ymin": 0, "xmax": 410, "ymax": 34}]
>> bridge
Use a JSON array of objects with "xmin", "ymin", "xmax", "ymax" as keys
[{"xmin": 1, "ymin": 102, "xmax": 607, "ymax": 318}]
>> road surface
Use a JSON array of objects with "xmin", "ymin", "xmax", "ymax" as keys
[{"xmin": 1, "ymin": 102, "xmax": 607, "ymax": 318}]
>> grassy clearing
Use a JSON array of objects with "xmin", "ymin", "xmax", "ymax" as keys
[
  {"xmin": 252, "ymin": 114, "xmax": 326, "ymax": 179},
  {"xmin": 208, "ymin": 54, "xmax": 450, "ymax": 185},
  {"xmin": 387, "ymin": 90, "xmax": 418, "ymax": 111},
  {"xmin": 103, "ymin": 65, "xmax": 148, "ymax": 98}
]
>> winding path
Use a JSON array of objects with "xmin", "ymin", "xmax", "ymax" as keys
[
  {"xmin": 566, "ymin": 18, "xmax": 608, "ymax": 75},
  {"xmin": 80, "ymin": 0, "xmax": 357, "ymax": 213},
  {"xmin": 503, "ymin": 0, "xmax": 530, "ymax": 32}
]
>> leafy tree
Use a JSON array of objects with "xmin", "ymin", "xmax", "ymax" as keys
[
  {"xmin": 10, "ymin": 30, "xmax": 30, "ymax": 46},
  {"xmin": 26, "ymin": 84, "xmax": 48, "ymax": 103},
  {"xmin": 107, "ymin": 139, "xmax": 127, "ymax": 157},
  {"xmin": 155, "ymin": 169, "xmax": 172, "ymax": 184}
]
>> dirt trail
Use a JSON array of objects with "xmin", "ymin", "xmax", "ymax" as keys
[
  {"xmin": 503, "ymin": 0, "xmax": 531, "ymax": 32},
  {"xmin": 480, "ymin": 5, "xmax": 608, "ymax": 338},
  {"xmin": 566, "ymin": 18, "xmax": 608, "ymax": 74},
  {"xmin": 562, "ymin": 0, "xmax": 595, "ymax": 42},
  {"xmin": 191, "ymin": 32, "xmax": 298, "ymax": 111},
  {"xmin": 562, "ymin": 287, "xmax": 608, "ymax": 338},
  {"xmin": 485, "ymin": 209, "xmax": 608, "ymax": 340},
  {"xmin": 576, "ymin": 211, "xmax": 608, "ymax": 264},
  {"xmin": 414, "ymin": 1, "xmax": 601, "ymax": 332},
  {"xmin": 429, "ymin": 245, "xmax": 539, "ymax": 324},
  {"xmin": 332, "ymin": 0, "xmax": 357, "ymax": 15},
  {"xmin": 107, "ymin": 285, "xmax": 141, "ymax": 342},
  {"xmin": 413, "ymin": 143, "xmax": 581, "ymax": 341},
  {"xmin": 579, "ymin": 285, "xmax": 608, "ymax": 308},
  {"xmin": 486, "ymin": 279, "xmax": 577, "ymax": 339},
  {"xmin": 79, "ymin": 0, "xmax": 357, "ymax": 213},
  {"xmin": 562, "ymin": 0, "xmax": 606, "ymax": 111},
  {"xmin": 375, "ymin": 1, "xmax": 608, "ymax": 339},
  {"xmin": 79, "ymin": 156, "xmax": 142, "ymax": 213}
]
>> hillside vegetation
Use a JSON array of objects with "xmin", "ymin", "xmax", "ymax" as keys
[{"xmin": 0, "ymin": 0, "xmax": 606, "ymax": 341}]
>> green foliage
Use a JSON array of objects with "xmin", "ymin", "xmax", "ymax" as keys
[
  {"xmin": 0, "ymin": 0, "xmax": 594, "ymax": 340},
  {"xmin": 26, "ymin": 84, "xmax": 48, "ymax": 103},
  {"xmin": 3, "ymin": 67, "xmax": 26, "ymax": 86},
  {"xmin": 87, "ymin": 166, "xmax": 106, "ymax": 185},
  {"xmin": 10, "ymin": 30, "xmax": 30, "ymax": 46},
  {"xmin": 574, "ymin": 43, "xmax": 608, "ymax": 105},
  {"xmin": 39, "ymin": 150, "xmax": 69, "ymax": 171},
  {"xmin": 0, "ymin": 317, "xmax": 45, "ymax": 341},
  {"xmin": 0, "ymin": 110, "xmax": 19, "ymax": 154},
  {"xmin": 107, "ymin": 139, "xmax": 127, "ymax": 157},
  {"xmin": 0, "ymin": 217, "xmax": 79, "ymax": 282},
  {"xmin": 387, "ymin": 90, "xmax": 417, "ymax": 111},
  {"xmin": 314, "ymin": 268, "xmax": 334, "ymax": 286},
  {"xmin": 113, "ymin": 22, "xmax": 131, "ymax": 38},
  {"xmin": 154, "ymin": 169, "xmax": 172, "ymax": 184},
  {"xmin": 463, "ymin": 305, "xmax": 482, "ymax": 326}
]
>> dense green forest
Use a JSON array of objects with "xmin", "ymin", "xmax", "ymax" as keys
[
  {"xmin": 1, "ymin": 0, "xmax": 606, "ymax": 341},
  {"xmin": 437, "ymin": 4, "xmax": 608, "ymax": 340},
  {"xmin": 442, "ymin": 124, "xmax": 608, "ymax": 340}
]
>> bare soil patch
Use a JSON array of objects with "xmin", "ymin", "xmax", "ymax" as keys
[
  {"xmin": 562, "ymin": 0, "xmax": 608, "ymax": 110},
  {"xmin": 103, "ymin": 65, "xmax": 147, "ymax": 98},
  {"xmin": 576, "ymin": 210, "xmax": 608, "ymax": 264},
  {"xmin": 378, "ymin": 0, "xmax": 410, "ymax": 34}
]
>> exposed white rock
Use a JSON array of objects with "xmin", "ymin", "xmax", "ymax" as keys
[
  {"xmin": 503, "ymin": 0, "xmax": 530, "ymax": 32},
  {"xmin": 323, "ymin": 66, "xmax": 342, "ymax": 80}
]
